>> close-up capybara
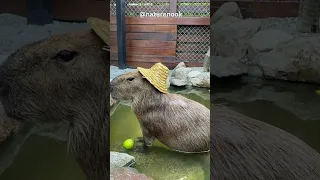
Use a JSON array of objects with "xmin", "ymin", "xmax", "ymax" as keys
[
  {"xmin": 0, "ymin": 29, "xmax": 110, "ymax": 180},
  {"xmin": 110, "ymin": 63, "xmax": 210, "ymax": 153},
  {"xmin": 211, "ymin": 105, "xmax": 320, "ymax": 180}
]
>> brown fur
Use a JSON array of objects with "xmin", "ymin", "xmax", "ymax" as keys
[
  {"xmin": 110, "ymin": 70, "xmax": 210, "ymax": 152},
  {"xmin": 211, "ymin": 105, "xmax": 320, "ymax": 180},
  {"xmin": 0, "ymin": 29, "xmax": 110, "ymax": 180}
]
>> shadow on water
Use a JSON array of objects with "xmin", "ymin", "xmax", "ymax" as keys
[
  {"xmin": 110, "ymin": 87, "xmax": 210, "ymax": 180},
  {"xmin": 0, "ymin": 122, "xmax": 85, "ymax": 180},
  {"xmin": 211, "ymin": 75, "xmax": 320, "ymax": 153}
]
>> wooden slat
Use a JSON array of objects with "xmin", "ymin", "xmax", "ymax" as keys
[
  {"xmin": 169, "ymin": 0, "xmax": 178, "ymax": 13},
  {"xmin": 110, "ymin": 32, "xmax": 177, "ymax": 41},
  {"xmin": 110, "ymin": 39, "xmax": 176, "ymax": 48},
  {"xmin": 111, "ymin": 54, "xmax": 176, "ymax": 63},
  {"xmin": 110, "ymin": 16, "xmax": 210, "ymax": 25},
  {"xmin": 177, "ymin": 44, "xmax": 209, "ymax": 52},
  {"xmin": 177, "ymin": 6, "xmax": 209, "ymax": 13},
  {"xmin": 110, "ymin": 24, "xmax": 177, "ymax": 33},
  {"xmin": 111, "ymin": 61, "xmax": 203, "ymax": 69},
  {"xmin": 177, "ymin": 53, "xmax": 206, "ymax": 61},
  {"xmin": 111, "ymin": 46, "xmax": 176, "ymax": 56},
  {"xmin": 177, "ymin": 35, "xmax": 209, "ymax": 42}
]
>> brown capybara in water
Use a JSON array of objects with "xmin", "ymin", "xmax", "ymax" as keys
[
  {"xmin": 211, "ymin": 105, "xmax": 320, "ymax": 180},
  {"xmin": 110, "ymin": 69, "xmax": 210, "ymax": 153},
  {"xmin": 0, "ymin": 29, "xmax": 110, "ymax": 180}
]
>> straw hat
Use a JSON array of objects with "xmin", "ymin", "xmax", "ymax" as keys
[
  {"xmin": 87, "ymin": 17, "xmax": 110, "ymax": 51},
  {"xmin": 137, "ymin": 63, "xmax": 169, "ymax": 94}
]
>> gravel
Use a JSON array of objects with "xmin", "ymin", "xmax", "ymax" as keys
[
  {"xmin": 0, "ymin": 13, "xmax": 88, "ymax": 64},
  {"xmin": 259, "ymin": 17, "xmax": 319, "ymax": 37}
]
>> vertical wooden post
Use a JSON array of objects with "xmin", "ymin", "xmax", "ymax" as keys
[
  {"xmin": 116, "ymin": 0, "xmax": 127, "ymax": 69},
  {"xmin": 27, "ymin": 0, "xmax": 53, "ymax": 25},
  {"xmin": 169, "ymin": 0, "xmax": 178, "ymax": 13},
  {"xmin": 169, "ymin": 0, "xmax": 178, "ymax": 64}
]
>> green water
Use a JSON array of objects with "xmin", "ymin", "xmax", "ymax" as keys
[
  {"xmin": 0, "ymin": 135, "xmax": 85, "ymax": 180},
  {"xmin": 110, "ymin": 87, "xmax": 210, "ymax": 180}
]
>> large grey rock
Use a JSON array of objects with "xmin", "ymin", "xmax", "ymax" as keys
[
  {"xmin": 211, "ymin": 2, "xmax": 243, "ymax": 25},
  {"xmin": 203, "ymin": 47, "xmax": 210, "ymax": 72},
  {"xmin": 211, "ymin": 56, "xmax": 248, "ymax": 77},
  {"xmin": 110, "ymin": 152, "xmax": 136, "ymax": 171},
  {"xmin": 211, "ymin": 17, "xmax": 261, "ymax": 58},
  {"xmin": 170, "ymin": 67, "xmax": 192, "ymax": 86},
  {"xmin": 110, "ymin": 167, "xmax": 153, "ymax": 180},
  {"xmin": 248, "ymin": 29, "xmax": 293, "ymax": 62},
  {"xmin": 190, "ymin": 72, "xmax": 210, "ymax": 88},
  {"xmin": 211, "ymin": 17, "xmax": 261, "ymax": 77},
  {"xmin": 257, "ymin": 36, "xmax": 320, "ymax": 84}
]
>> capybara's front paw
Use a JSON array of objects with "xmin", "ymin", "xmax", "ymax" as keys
[
  {"xmin": 134, "ymin": 143, "xmax": 150, "ymax": 153},
  {"xmin": 135, "ymin": 137, "xmax": 144, "ymax": 143}
]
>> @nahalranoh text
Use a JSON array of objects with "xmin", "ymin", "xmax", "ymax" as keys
[{"xmin": 140, "ymin": 12, "xmax": 182, "ymax": 18}]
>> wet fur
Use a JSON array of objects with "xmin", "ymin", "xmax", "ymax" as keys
[
  {"xmin": 110, "ymin": 70, "xmax": 210, "ymax": 153},
  {"xmin": 211, "ymin": 105, "xmax": 320, "ymax": 180},
  {"xmin": 0, "ymin": 29, "xmax": 110, "ymax": 180}
]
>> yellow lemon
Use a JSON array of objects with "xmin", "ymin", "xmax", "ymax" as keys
[
  {"xmin": 123, "ymin": 139, "xmax": 134, "ymax": 150},
  {"xmin": 316, "ymin": 90, "xmax": 320, "ymax": 95}
]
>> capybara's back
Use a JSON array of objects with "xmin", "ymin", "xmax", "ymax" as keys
[
  {"xmin": 211, "ymin": 105, "xmax": 320, "ymax": 180},
  {"xmin": 138, "ymin": 93, "xmax": 210, "ymax": 152}
]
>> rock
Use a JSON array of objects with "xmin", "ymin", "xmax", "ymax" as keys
[
  {"xmin": 170, "ymin": 67, "xmax": 192, "ymax": 86},
  {"xmin": 210, "ymin": 56, "xmax": 248, "ymax": 77},
  {"xmin": 247, "ymin": 29, "xmax": 293, "ymax": 62},
  {"xmin": 170, "ymin": 78, "xmax": 188, "ymax": 87},
  {"xmin": 173, "ymin": 62, "xmax": 186, "ymax": 71},
  {"xmin": 257, "ymin": 52, "xmax": 297, "ymax": 80},
  {"xmin": 211, "ymin": 2, "xmax": 243, "ymax": 25},
  {"xmin": 188, "ymin": 71, "xmax": 202, "ymax": 78},
  {"xmin": 110, "ymin": 151, "xmax": 136, "ymax": 171},
  {"xmin": 110, "ymin": 94, "xmax": 116, "ymax": 106},
  {"xmin": 203, "ymin": 47, "xmax": 210, "ymax": 72},
  {"xmin": 211, "ymin": 17, "xmax": 261, "ymax": 58},
  {"xmin": 211, "ymin": 17, "xmax": 261, "ymax": 77},
  {"xmin": 247, "ymin": 65, "xmax": 263, "ymax": 77},
  {"xmin": 110, "ymin": 167, "xmax": 153, "ymax": 180},
  {"xmin": 190, "ymin": 72, "xmax": 210, "ymax": 88},
  {"xmin": 257, "ymin": 36, "xmax": 320, "ymax": 84}
]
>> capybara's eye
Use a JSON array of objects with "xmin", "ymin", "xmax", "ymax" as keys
[
  {"xmin": 127, "ymin": 77, "xmax": 135, "ymax": 81},
  {"xmin": 56, "ymin": 50, "xmax": 78, "ymax": 62}
]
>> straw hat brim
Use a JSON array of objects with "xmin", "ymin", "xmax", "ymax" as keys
[
  {"xmin": 87, "ymin": 17, "xmax": 110, "ymax": 47},
  {"xmin": 137, "ymin": 64, "xmax": 169, "ymax": 94}
]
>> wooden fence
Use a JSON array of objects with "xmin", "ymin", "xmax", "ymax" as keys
[
  {"xmin": 110, "ymin": 0, "xmax": 210, "ymax": 69},
  {"xmin": 211, "ymin": 1, "xmax": 300, "ymax": 18}
]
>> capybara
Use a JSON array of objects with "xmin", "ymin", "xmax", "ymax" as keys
[
  {"xmin": 0, "ymin": 29, "xmax": 110, "ymax": 180},
  {"xmin": 211, "ymin": 105, "xmax": 320, "ymax": 180},
  {"xmin": 110, "ymin": 70, "xmax": 210, "ymax": 153}
]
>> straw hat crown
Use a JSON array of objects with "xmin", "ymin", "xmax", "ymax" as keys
[{"xmin": 137, "ymin": 63, "xmax": 169, "ymax": 94}]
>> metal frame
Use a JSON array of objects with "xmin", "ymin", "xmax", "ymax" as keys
[{"xmin": 116, "ymin": 0, "xmax": 127, "ymax": 69}]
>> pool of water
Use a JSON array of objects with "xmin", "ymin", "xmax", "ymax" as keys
[
  {"xmin": 212, "ymin": 76, "xmax": 320, "ymax": 153},
  {"xmin": 0, "ymin": 135, "xmax": 85, "ymax": 180},
  {"xmin": 110, "ymin": 87, "xmax": 210, "ymax": 180}
]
